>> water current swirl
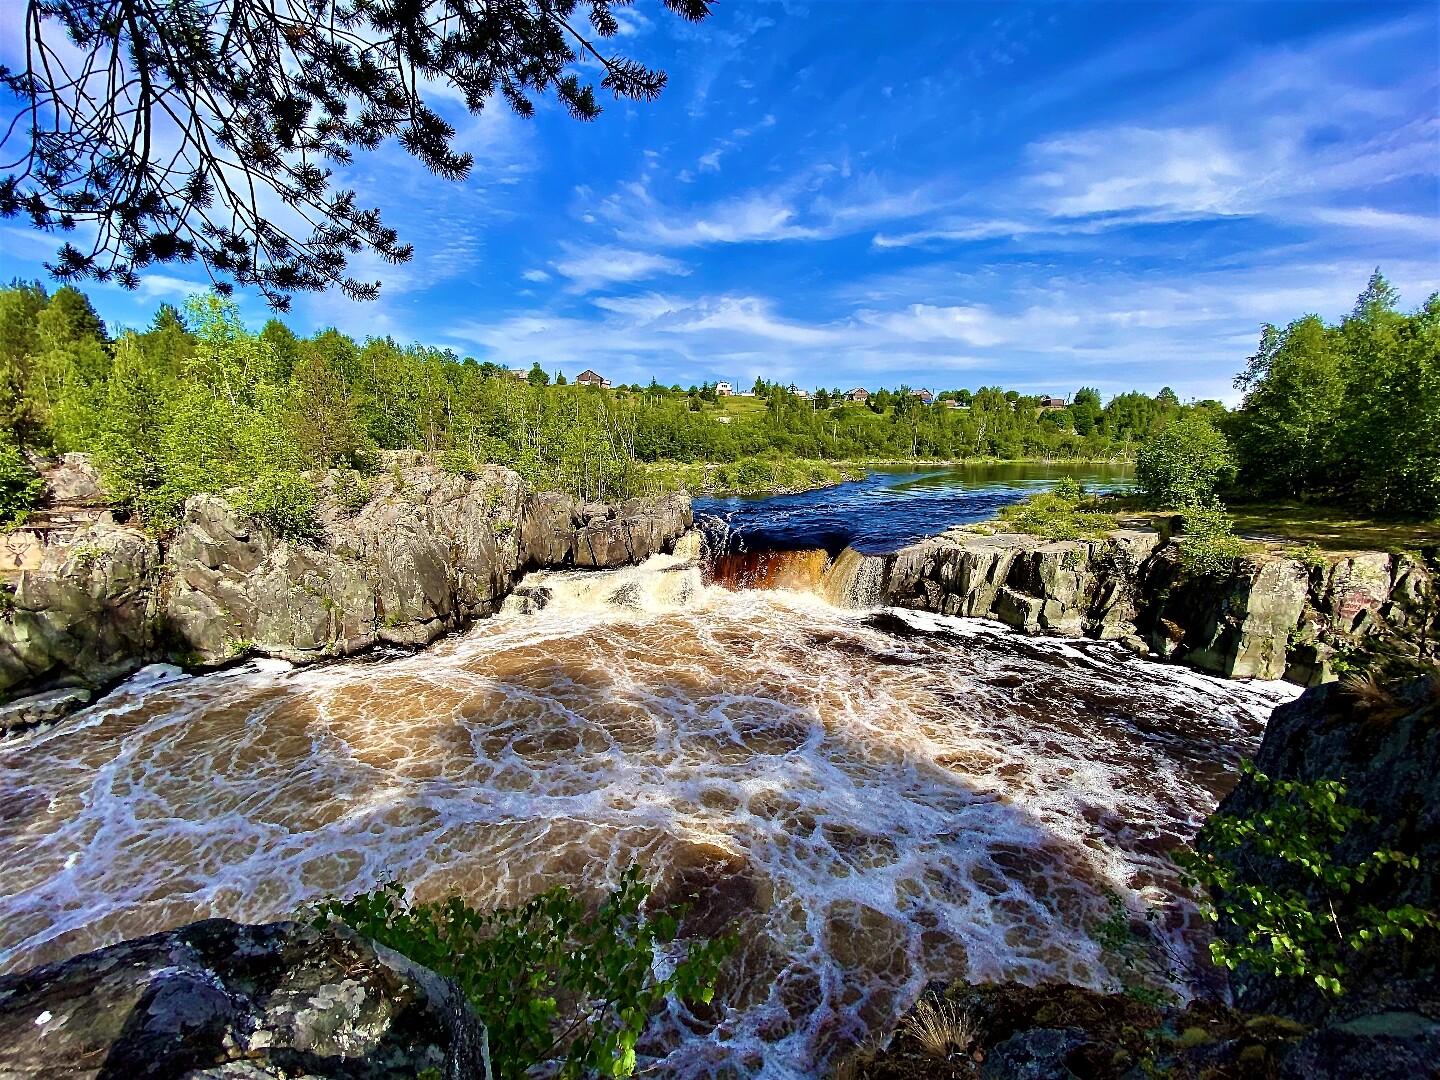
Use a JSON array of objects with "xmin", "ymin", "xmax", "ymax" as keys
[{"xmin": 0, "ymin": 548, "xmax": 1298, "ymax": 1077}]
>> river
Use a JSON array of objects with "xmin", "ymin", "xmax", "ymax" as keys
[
  {"xmin": 0, "ymin": 464, "xmax": 1299, "ymax": 1079},
  {"xmin": 694, "ymin": 462, "xmax": 1134, "ymax": 555}
]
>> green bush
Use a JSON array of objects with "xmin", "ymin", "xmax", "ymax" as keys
[
  {"xmin": 332, "ymin": 468, "xmax": 372, "ymax": 514},
  {"xmin": 234, "ymin": 470, "xmax": 320, "ymax": 542},
  {"xmin": 1136, "ymin": 414, "xmax": 1237, "ymax": 508},
  {"xmin": 0, "ymin": 438, "xmax": 43, "ymax": 530},
  {"xmin": 439, "ymin": 445, "xmax": 479, "ymax": 478},
  {"xmin": 996, "ymin": 484, "xmax": 1116, "ymax": 541},
  {"xmin": 1176, "ymin": 501, "xmax": 1246, "ymax": 577},
  {"xmin": 1176, "ymin": 763, "xmax": 1437, "ymax": 995},
  {"xmin": 314, "ymin": 866, "xmax": 735, "ymax": 1079}
]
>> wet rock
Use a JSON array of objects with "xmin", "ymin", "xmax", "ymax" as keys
[
  {"xmin": 0, "ymin": 686, "xmax": 91, "ymax": 737},
  {"xmin": 876, "ymin": 525, "xmax": 1436, "ymax": 684},
  {"xmin": 1280, "ymin": 1012, "xmax": 1440, "ymax": 1080},
  {"xmin": 0, "ymin": 918, "xmax": 489, "ymax": 1080},
  {"xmin": 979, "ymin": 1027, "xmax": 1088, "ymax": 1080},
  {"xmin": 0, "ymin": 524, "xmax": 163, "ymax": 699}
]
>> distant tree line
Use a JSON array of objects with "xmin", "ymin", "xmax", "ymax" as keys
[{"xmin": 2, "ymin": 272, "xmax": 1430, "ymax": 533}]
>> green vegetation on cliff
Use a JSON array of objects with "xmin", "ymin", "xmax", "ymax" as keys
[{"xmin": 1228, "ymin": 271, "xmax": 1440, "ymax": 519}]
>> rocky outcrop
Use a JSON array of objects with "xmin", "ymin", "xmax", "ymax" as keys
[
  {"xmin": 0, "ymin": 524, "xmax": 164, "ymax": 703},
  {"xmin": 0, "ymin": 918, "xmax": 490, "ymax": 1079},
  {"xmin": 847, "ymin": 981, "xmax": 1437, "ymax": 1080},
  {"xmin": 0, "ymin": 454, "xmax": 691, "ymax": 706},
  {"xmin": 859, "ymin": 527, "xmax": 1437, "ymax": 683},
  {"xmin": 1209, "ymin": 675, "xmax": 1439, "ymax": 1023}
]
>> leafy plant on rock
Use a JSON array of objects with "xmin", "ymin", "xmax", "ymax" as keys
[
  {"xmin": 1175, "ymin": 763, "xmax": 1437, "ymax": 995},
  {"xmin": 0, "ymin": 437, "xmax": 43, "ymax": 529},
  {"xmin": 314, "ymin": 865, "xmax": 736, "ymax": 1079},
  {"xmin": 234, "ymin": 470, "xmax": 320, "ymax": 542},
  {"xmin": 1175, "ymin": 501, "xmax": 1246, "ymax": 577}
]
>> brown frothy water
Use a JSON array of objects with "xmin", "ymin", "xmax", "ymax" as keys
[
  {"xmin": 706, "ymin": 548, "xmax": 831, "ymax": 592},
  {"xmin": 0, "ymin": 556, "xmax": 1299, "ymax": 1076}
]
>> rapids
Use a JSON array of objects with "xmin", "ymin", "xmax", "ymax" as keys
[{"xmin": 0, "ymin": 555, "xmax": 1299, "ymax": 1077}]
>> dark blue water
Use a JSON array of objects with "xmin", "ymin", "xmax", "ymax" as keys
[{"xmin": 693, "ymin": 463, "xmax": 1134, "ymax": 555}]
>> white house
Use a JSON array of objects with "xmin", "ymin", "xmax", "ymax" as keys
[{"xmin": 715, "ymin": 381, "xmax": 734, "ymax": 396}]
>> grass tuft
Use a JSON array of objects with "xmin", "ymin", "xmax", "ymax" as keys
[{"xmin": 899, "ymin": 997, "xmax": 977, "ymax": 1059}]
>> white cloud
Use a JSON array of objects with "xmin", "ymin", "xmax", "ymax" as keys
[
  {"xmin": 552, "ymin": 245, "xmax": 690, "ymax": 292},
  {"xmin": 522, "ymin": 269, "xmax": 551, "ymax": 283}
]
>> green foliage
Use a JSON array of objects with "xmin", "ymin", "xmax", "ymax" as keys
[
  {"xmin": 332, "ymin": 469, "xmax": 373, "ymax": 514},
  {"xmin": 1230, "ymin": 274, "xmax": 1440, "ymax": 519},
  {"xmin": 1286, "ymin": 542, "xmax": 1326, "ymax": 574},
  {"xmin": 1176, "ymin": 502, "xmax": 1246, "ymax": 577},
  {"xmin": 1135, "ymin": 413, "xmax": 1237, "ymax": 508},
  {"xmin": 996, "ymin": 482, "xmax": 1116, "ymax": 541},
  {"xmin": 439, "ymin": 446, "xmax": 480, "ymax": 478},
  {"xmin": 9, "ymin": 0, "xmax": 712, "ymax": 308},
  {"xmin": 313, "ymin": 866, "xmax": 735, "ymax": 1079},
  {"xmin": 233, "ymin": 471, "xmax": 320, "ymax": 542},
  {"xmin": 1088, "ymin": 890, "xmax": 1177, "ymax": 1006},
  {"xmin": 1176, "ymin": 763, "xmax": 1438, "ymax": 995},
  {"xmin": 0, "ymin": 435, "xmax": 43, "ymax": 529}
]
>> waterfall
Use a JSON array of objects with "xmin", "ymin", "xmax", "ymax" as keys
[
  {"xmin": 503, "ymin": 554, "xmax": 704, "ymax": 616},
  {"xmin": 706, "ymin": 548, "xmax": 831, "ymax": 592},
  {"xmin": 821, "ymin": 546, "xmax": 892, "ymax": 608}
]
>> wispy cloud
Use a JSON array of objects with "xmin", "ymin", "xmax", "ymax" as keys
[{"xmin": 552, "ymin": 244, "xmax": 690, "ymax": 292}]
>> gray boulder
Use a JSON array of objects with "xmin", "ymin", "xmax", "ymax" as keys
[{"xmin": 0, "ymin": 919, "xmax": 489, "ymax": 1080}]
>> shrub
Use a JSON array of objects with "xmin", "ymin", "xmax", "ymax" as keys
[
  {"xmin": 0, "ymin": 438, "xmax": 43, "ymax": 530},
  {"xmin": 332, "ymin": 468, "xmax": 372, "ymax": 514},
  {"xmin": 1176, "ymin": 501, "xmax": 1245, "ymax": 577},
  {"xmin": 439, "ymin": 445, "xmax": 479, "ymax": 478},
  {"xmin": 1176, "ymin": 763, "xmax": 1437, "ymax": 995},
  {"xmin": 1136, "ymin": 414, "xmax": 1237, "ymax": 508},
  {"xmin": 997, "ymin": 484, "xmax": 1116, "ymax": 541},
  {"xmin": 234, "ymin": 470, "xmax": 320, "ymax": 542},
  {"xmin": 314, "ymin": 866, "xmax": 735, "ymax": 1079}
]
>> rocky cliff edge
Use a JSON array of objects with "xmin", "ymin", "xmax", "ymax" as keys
[
  {"xmin": 862, "ymin": 525, "xmax": 1436, "ymax": 684},
  {"xmin": 0, "ymin": 453, "xmax": 691, "ymax": 722}
]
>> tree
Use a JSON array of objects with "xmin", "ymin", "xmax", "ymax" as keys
[
  {"xmin": 527, "ymin": 362, "xmax": 550, "ymax": 389},
  {"xmin": 1135, "ymin": 413, "xmax": 1237, "ymax": 508},
  {"xmin": 1, "ymin": 0, "xmax": 713, "ymax": 309}
]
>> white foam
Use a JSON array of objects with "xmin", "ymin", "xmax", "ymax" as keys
[{"xmin": 0, "ymin": 565, "xmax": 1292, "ymax": 1077}]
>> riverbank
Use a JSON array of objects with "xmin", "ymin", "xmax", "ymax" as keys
[
  {"xmin": 839, "ymin": 523, "xmax": 1437, "ymax": 683},
  {"xmin": 0, "ymin": 452, "xmax": 692, "ymax": 725}
]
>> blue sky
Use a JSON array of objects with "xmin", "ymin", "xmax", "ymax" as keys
[{"xmin": 2, "ymin": 1, "xmax": 1437, "ymax": 402}]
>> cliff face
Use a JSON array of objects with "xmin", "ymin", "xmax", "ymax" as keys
[
  {"xmin": 851, "ymin": 526, "xmax": 1437, "ymax": 683},
  {"xmin": 1211, "ymin": 676, "xmax": 1439, "ymax": 1022},
  {"xmin": 0, "ymin": 454, "xmax": 691, "ymax": 712}
]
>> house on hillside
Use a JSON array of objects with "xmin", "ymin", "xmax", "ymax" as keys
[
  {"xmin": 845, "ymin": 387, "xmax": 869, "ymax": 403},
  {"xmin": 787, "ymin": 384, "xmax": 810, "ymax": 399},
  {"xmin": 945, "ymin": 399, "xmax": 968, "ymax": 410},
  {"xmin": 911, "ymin": 388, "xmax": 935, "ymax": 405},
  {"xmin": 1039, "ymin": 395, "xmax": 1067, "ymax": 409},
  {"xmin": 507, "ymin": 368, "xmax": 528, "ymax": 380},
  {"xmin": 575, "ymin": 369, "xmax": 612, "ymax": 389},
  {"xmin": 715, "ymin": 381, "xmax": 734, "ymax": 396}
]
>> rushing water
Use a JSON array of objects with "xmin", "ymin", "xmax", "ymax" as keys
[
  {"xmin": 694, "ymin": 463, "xmax": 1134, "ymax": 555},
  {"xmin": 0, "ymin": 551, "xmax": 1297, "ymax": 1078}
]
